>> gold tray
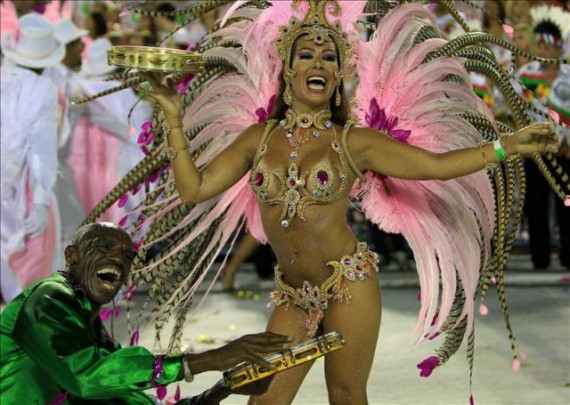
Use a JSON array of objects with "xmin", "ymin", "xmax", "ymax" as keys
[
  {"xmin": 223, "ymin": 331, "xmax": 345, "ymax": 389},
  {"xmin": 107, "ymin": 46, "xmax": 204, "ymax": 73}
]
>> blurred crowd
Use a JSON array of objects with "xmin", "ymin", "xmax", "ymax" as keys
[{"xmin": 0, "ymin": 1, "xmax": 569, "ymax": 303}]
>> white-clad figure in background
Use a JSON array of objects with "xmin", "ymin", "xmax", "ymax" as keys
[
  {"xmin": 69, "ymin": 38, "xmax": 150, "ymax": 222},
  {"xmin": 0, "ymin": 14, "xmax": 64, "ymax": 302},
  {"xmin": 43, "ymin": 18, "xmax": 89, "ymax": 248}
]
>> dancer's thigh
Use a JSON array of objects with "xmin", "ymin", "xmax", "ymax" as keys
[
  {"xmin": 323, "ymin": 277, "xmax": 382, "ymax": 405},
  {"xmin": 248, "ymin": 304, "xmax": 316, "ymax": 405}
]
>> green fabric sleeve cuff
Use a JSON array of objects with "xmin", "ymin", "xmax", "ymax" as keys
[{"xmin": 155, "ymin": 354, "xmax": 184, "ymax": 385}]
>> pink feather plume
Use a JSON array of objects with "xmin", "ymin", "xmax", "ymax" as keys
[{"xmin": 353, "ymin": 4, "xmax": 495, "ymax": 343}]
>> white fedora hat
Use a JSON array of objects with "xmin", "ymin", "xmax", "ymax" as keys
[
  {"xmin": 81, "ymin": 38, "xmax": 116, "ymax": 76},
  {"xmin": 1, "ymin": 13, "xmax": 65, "ymax": 69},
  {"xmin": 54, "ymin": 19, "xmax": 88, "ymax": 45}
]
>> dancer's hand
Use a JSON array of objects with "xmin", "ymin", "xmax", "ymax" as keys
[
  {"xmin": 505, "ymin": 122, "xmax": 560, "ymax": 156},
  {"xmin": 137, "ymin": 71, "xmax": 184, "ymax": 124},
  {"xmin": 24, "ymin": 204, "xmax": 49, "ymax": 238},
  {"xmin": 189, "ymin": 332, "xmax": 293, "ymax": 372}
]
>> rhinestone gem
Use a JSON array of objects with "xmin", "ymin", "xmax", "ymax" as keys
[
  {"xmin": 325, "ymin": 121, "xmax": 332, "ymax": 129},
  {"xmin": 281, "ymin": 219, "xmax": 289, "ymax": 228},
  {"xmin": 339, "ymin": 173, "xmax": 347, "ymax": 180},
  {"xmin": 323, "ymin": 302, "xmax": 328, "ymax": 311},
  {"xmin": 286, "ymin": 131, "xmax": 293, "ymax": 138},
  {"xmin": 346, "ymin": 270, "xmax": 355, "ymax": 281},
  {"xmin": 344, "ymin": 258, "xmax": 352, "ymax": 265},
  {"xmin": 313, "ymin": 131, "xmax": 320, "ymax": 138},
  {"xmin": 317, "ymin": 170, "xmax": 329, "ymax": 185},
  {"xmin": 357, "ymin": 274, "xmax": 366, "ymax": 281},
  {"xmin": 312, "ymin": 190, "xmax": 321, "ymax": 197},
  {"xmin": 290, "ymin": 151, "xmax": 298, "ymax": 159},
  {"xmin": 254, "ymin": 172, "xmax": 264, "ymax": 187},
  {"xmin": 280, "ymin": 119, "xmax": 286, "ymax": 127}
]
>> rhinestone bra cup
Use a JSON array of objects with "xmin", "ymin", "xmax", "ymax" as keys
[{"xmin": 250, "ymin": 115, "xmax": 352, "ymax": 228}]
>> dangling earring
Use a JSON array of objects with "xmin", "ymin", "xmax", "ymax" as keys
[
  {"xmin": 334, "ymin": 71, "xmax": 343, "ymax": 107},
  {"xmin": 284, "ymin": 82, "xmax": 293, "ymax": 106}
]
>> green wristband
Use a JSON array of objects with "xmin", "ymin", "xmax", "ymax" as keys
[{"xmin": 493, "ymin": 139, "xmax": 507, "ymax": 161}]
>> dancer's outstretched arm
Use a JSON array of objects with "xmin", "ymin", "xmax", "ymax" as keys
[
  {"xmin": 140, "ymin": 72, "xmax": 261, "ymax": 204},
  {"xmin": 349, "ymin": 122, "xmax": 559, "ymax": 181}
]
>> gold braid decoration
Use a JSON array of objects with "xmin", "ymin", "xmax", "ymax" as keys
[
  {"xmin": 132, "ymin": 0, "xmax": 233, "ymax": 18},
  {"xmin": 135, "ymin": 213, "xmax": 219, "ymax": 332},
  {"xmin": 82, "ymin": 153, "xmax": 167, "ymax": 225},
  {"xmin": 533, "ymin": 154, "xmax": 570, "ymax": 196},
  {"xmin": 435, "ymin": 276, "xmax": 468, "ymax": 364},
  {"xmin": 433, "ymin": 0, "xmax": 472, "ymax": 32},
  {"xmin": 426, "ymin": 32, "xmax": 567, "ymax": 67},
  {"xmin": 153, "ymin": 229, "xmax": 223, "ymax": 347},
  {"xmin": 71, "ymin": 77, "xmax": 144, "ymax": 106},
  {"xmin": 132, "ymin": 210, "xmax": 212, "ymax": 330},
  {"xmin": 183, "ymin": 65, "xmax": 234, "ymax": 105},
  {"xmin": 463, "ymin": 60, "xmax": 568, "ymax": 199},
  {"xmin": 103, "ymin": 70, "xmax": 139, "ymax": 82}
]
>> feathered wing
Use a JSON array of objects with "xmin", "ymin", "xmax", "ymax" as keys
[{"xmin": 353, "ymin": 4, "xmax": 496, "ymax": 368}]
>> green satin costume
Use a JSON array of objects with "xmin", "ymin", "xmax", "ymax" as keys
[{"xmin": 0, "ymin": 272, "xmax": 183, "ymax": 404}]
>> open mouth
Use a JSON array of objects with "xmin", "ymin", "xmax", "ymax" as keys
[
  {"xmin": 306, "ymin": 76, "xmax": 327, "ymax": 92},
  {"xmin": 96, "ymin": 267, "xmax": 121, "ymax": 286}
]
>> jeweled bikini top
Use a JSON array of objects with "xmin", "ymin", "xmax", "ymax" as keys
[{"xmin": 250, "ymin": 110, "xmax": 355, "ymax": 228}]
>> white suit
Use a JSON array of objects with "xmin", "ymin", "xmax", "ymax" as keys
[{"xmin": 0, "ymin": 66, "xmax": 62, "ymax": 301}]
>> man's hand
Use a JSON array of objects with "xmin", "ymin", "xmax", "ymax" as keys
[
  {"xmin": 185, "ymin": 332, "xmax": 293, "ymax": 375},
  {"xmin": 23, "ymin": 204, "xmax": 49, "ymax": 238}
]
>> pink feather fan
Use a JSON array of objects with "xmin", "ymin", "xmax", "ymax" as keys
[{"xmin": 353, "ymin": 4, "xmax": 495, "ymax": 346}]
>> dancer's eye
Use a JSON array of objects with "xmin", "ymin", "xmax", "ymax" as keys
[
  {"xmin": 298, "ymin": 52, "xmax": 312, "ymax": 60},
  {"xmin": 323, "ymin": 54, "xmax": 337, "ymax": 62}
]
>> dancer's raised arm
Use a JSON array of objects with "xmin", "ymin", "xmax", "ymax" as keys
[
  {"xmin": 350, "ymin": 122, "xmax": 559, "ymax": 181},
  {"xmin": 139, "ymin": 72, "xmax": 261, "ymax": 203}
]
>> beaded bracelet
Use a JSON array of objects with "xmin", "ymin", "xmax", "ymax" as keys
[{"xmin": 162, "ymin": 121, "xmax": 191, "ymax": 162}]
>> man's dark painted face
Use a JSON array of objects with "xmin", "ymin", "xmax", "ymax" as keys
[{"xmin": 73, "ymin": 229, "xmax": 134, "ymax": 305}]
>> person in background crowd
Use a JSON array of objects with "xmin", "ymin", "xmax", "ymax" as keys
[
  {"xmin": 522, "ymin": 5, "xmax": 570, "ymax": 270},
  {"xmin": 0, "ymin": 14, "xmax": 64, "ymax": 302},
  {"xmin": 70, "ymin": 37, "xmax": 150, "ymax": 222},
  {"xmin": 506, "ymin": 0, "xmax": 533, "ymax": 25},
  {"xmin": 43, "ymin": 18, "xmax": 89, "ymax": 250}
]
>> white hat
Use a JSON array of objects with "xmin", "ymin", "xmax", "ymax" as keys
[
  {"xmin": 54, "ymin": 19, "xmax": 88, "ymax": 45},
  {"xmin": 81, "ymin": 38, "xmax": 115, "ymax": 76},
  {"xmin": 1, "ymin": 13, "xmax": 65, "ymax": 69}
]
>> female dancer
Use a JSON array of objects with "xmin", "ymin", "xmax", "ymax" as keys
[
  {"xmin": 136, "ymin": 2, "xmax": 559, "ymax": 403},
  {"xmin": 76, "ymin": 1, "xmax": 569, "ymax": 403}
]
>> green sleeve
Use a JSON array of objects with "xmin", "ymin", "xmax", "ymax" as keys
[{"xmin": 12, "ymin": 282, "xmax": 182, "ymax": 400}]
